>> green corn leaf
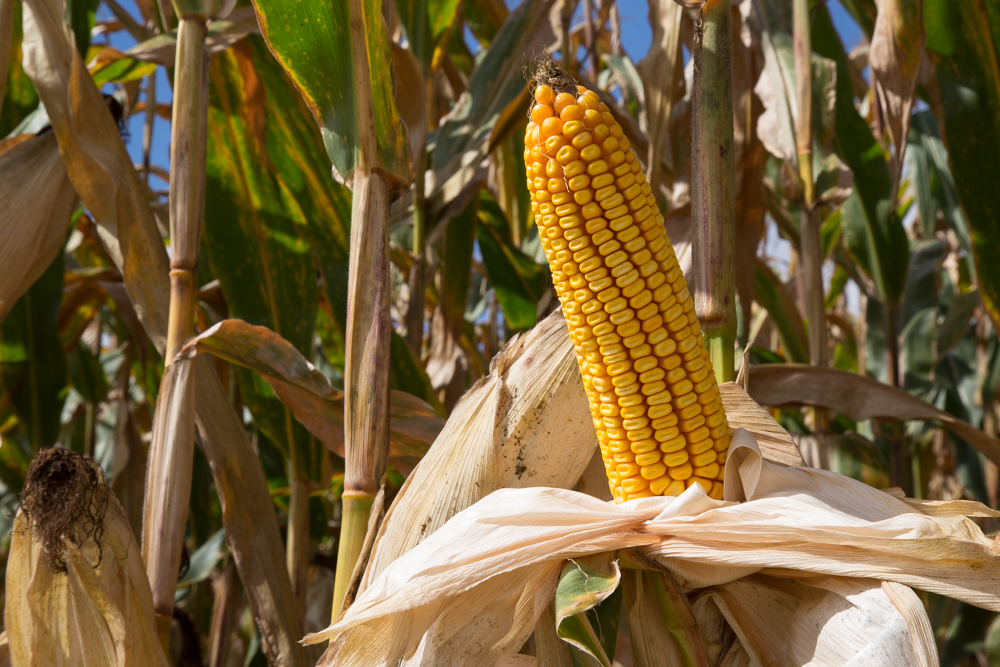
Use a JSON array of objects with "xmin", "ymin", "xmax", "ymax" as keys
[
  {"xmin": 204, "ymin": 37, "xmax": 321, "ymax": 480},
  {"xmin": 813, "ymin": 4, "xmax": 910, "ymax": 307},
  {"xmin": 476, "ymin": 192, "xmax": 547, "ymax": 333},
  {"xmin": 554, "ymin": 555, "xmax": 622, "ymax": 667},
  {"xmin": 251, "ymin": 0, "xmax": 409, "ymax": 187},
  {"xmin": 753, "ymin": 260, "xmax": 809, "ymax": 364},
  {"xmin": 0, "ymin": 248, "xmax": 67, "ymax": 451},
  {"xmin": 923, "ymin": 0, "xmax": 1000, "ymax": 333}
]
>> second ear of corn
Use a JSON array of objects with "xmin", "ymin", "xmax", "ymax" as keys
[{"xmin": 525, "ymin": 74, "xmax": 730, "ymax": 503}]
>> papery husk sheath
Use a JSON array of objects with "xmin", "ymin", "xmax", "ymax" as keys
[{"xmin": 691, "ymin": 0, "xmax": 736, "ymax": 382}]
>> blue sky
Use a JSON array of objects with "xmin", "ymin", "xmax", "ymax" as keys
[{"xmin": 100, "ymin": 0, "xmax": 865, "ymax": 197}]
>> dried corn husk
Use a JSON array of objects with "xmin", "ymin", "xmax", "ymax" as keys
[
  {"xmin": 360, "ymin": 309, "xmax": 599, "ymax": 586},
  {"xmin": 693, "ymin": 575, "xmax": 938, "ymax": 666},
  {"xmin": 0, "ymin": 132, "xmax": 78, "ymax": 322},
  {"xmin": 4, "ymin": 448, "xmax": 168, "ymax": 667},
  {"xmin": 307, "ymin": 427, "xmax": 1000, "ymax": 666}
]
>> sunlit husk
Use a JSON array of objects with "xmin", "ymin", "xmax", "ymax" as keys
[
  {"xmin": 308, "ymin": 426, "xmax": 1000, "ymax": 666},
  {"xmin": 360, "ymin": 309, "xmax": 599, "ymax": 587},
  {"xmin": 693, "ymin": 575, "xmax": 938, "ymax": 666},
  {"xmin": 5, "ymin": 468, "xmax": 168, "ymax": 666},
  {"xmin": 0, "ymin": 133, "xmax": 78, "ymax": 322}
]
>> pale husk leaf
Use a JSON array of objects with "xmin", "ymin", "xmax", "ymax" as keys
[
  {"xmin": 0, "ymin": 133, "xmax": 78, "ymax": 322},
  {"xmin": 360, "ymin": 310, "xmax": 598, "ymax": 585},
  {"xmin": 308, "ymin": 428, "xmax": 1000, "ymax": 665},
  {"xmin": 5, "ymin": 487, "xmax": 168, "ymax": 666}
]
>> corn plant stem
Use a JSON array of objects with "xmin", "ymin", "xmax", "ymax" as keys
[
  {"xmin": 793, "ymin": 0, "xmax": 813, "ymax": 208},
  {"xmin": 146, "ymin": 15, "xmax": 207, "ymax": 649},
  {"xmin": 333, "ymin": 0, "xmax": 393, "ymax": 620},
  {"xmin": 406, "ymin": 136, "xmax": 428, "ymax": 356},
  {"xmin": 334, "ymin": 492, "xmax": 376, "ymax": 617},
  {"xmin": 165, "ymin": 16, "xmax": 207, "ymax": 364},
  {"xmin": 793, "ymin": 0, "xmax": 827, "ymax": 435},
  {"xmin": 691, "ymin": 0, "xmax": 736, "ymax": 384},
  {"xmin": 560, "ymin": 0, "xmax": 574, "ymax": 72},
  {"xmin": 582, "ymin": 0, "xmax": 597, "ymax": 80}
]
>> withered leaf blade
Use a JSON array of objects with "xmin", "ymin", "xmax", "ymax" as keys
[
  {"xmin": 0, "ymin": 133, "xmax": 78, "ymax": 322},
  {"xmin": 177, "ymin": 319, "xmax": 444, "ymax": 475},
  {"xmin": 747, "ymin": 364, "xmax": 1000, "ymax": 466}
]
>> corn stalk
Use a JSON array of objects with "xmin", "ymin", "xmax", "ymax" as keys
[
  {"xmin": 333, "ymin": 0, "xmax": 394, "ymax": 619},
  {"xmin": 794, "ymin": 0, "xmax": 828, "ymax": 439},
  {"xmin": 691, "ymin": 0, "xmax": 736, "ymax": 382},
  {"xmin": 142, "ymin": 9, "xmax": 207, "ymax": 648}
]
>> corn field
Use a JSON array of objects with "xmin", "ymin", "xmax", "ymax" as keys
[{"xmin": 4, "ymin": 0, "xmax": 1000, "ymax": 663}]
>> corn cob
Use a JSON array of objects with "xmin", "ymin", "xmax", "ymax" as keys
[{"xmin": 524, "ymin": 63, "xmax": 730, "ymax": 503}]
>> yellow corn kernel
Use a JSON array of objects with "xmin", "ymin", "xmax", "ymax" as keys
[{"xmin": 527, "ymin": 72, "xmax": 730, "ymax": 503}]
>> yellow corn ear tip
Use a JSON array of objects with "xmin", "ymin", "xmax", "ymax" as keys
[{"xmin": 524, "ymin": 60, "xmax": 730, "ymax": 503}]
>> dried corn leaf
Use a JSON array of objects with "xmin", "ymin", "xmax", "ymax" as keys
[
  {"xmin": 177, "ymin": 319, "xmax": 444, "ymax": 475},
  {"xmin": 719, "ymin": 382, "xmax": 805, "ymax": 467},
  {"xmin": 0, "ymin": 132, "xmax": 77, "ymax": 322},
  {"xmin": 19, "ymin": 1, "xmax": 308, "ymax": 661},
  {"xmin": 5, "ymin": 450, "xmax": 168, "ymax": 667},
  {"xmin": 869, "ymin": 0, "xmax": 924, "ymax": 193},
  {"xmin": 307, "ymin": 427, "xmax": 1000, "ymax": 665},
  {"xmin": 361, "ymin": 310, "xmax": 598, "ymax": 586},
  {"xmin": 747, "ymin": 364, "xmax": 1000, "ymax": 466}
]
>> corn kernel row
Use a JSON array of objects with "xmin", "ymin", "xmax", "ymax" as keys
[{"xmin": 525, "ymin": 81, "xmax": 730, "ymax": 503}]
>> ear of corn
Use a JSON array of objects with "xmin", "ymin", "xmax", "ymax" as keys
[{"xmin": 524, "ymin": 67, "xmax": 730, "ymax": 503}]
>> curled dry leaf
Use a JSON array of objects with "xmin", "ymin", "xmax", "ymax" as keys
[
  {"xmin": 20, "ymin": 1, "xmax": 308, "ymax": 661},
  {"xmin": 306, "ymin": 427, "xmax": 1000, "ymax": 666},
  {"xmin": 0, "ymin": 133, "xmax": 78, "ymax": 322},
  {"xmin": 869, "ymin": 0, "xmax": 924, "ymax": 194},
  {"xmin": 5, "ymin": 448, "xmax": 168, "ymax": 666},
  {"xmin": 95, "ymin": 6, "xmax": 260, "ymax": 69},
  {"xmin": 177, "ymin": 319, "xmax": 444, "ymax": 475},
  {"xmin": 747, "ymin": 364, "xmax": 1000, "ymax": 466}
]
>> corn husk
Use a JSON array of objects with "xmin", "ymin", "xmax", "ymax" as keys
[
  {"xmin": 4, "ymin": 449, "xmax": 168, "ymax": 667},
  {"xmin": 692, "ymin": 575, "xmax": 938, "ymax": 666},
  {"xmin": 0, "ymin": 132, "xmax": 78, "ymax": 322},
  {"xmin": 306, "ymin": 425, "xmax": 1000, "ymax": 666},
  {"xmin": 360, "ymin": 309, "xmax": 599, "ymax": 587}
]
